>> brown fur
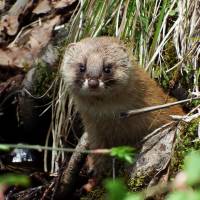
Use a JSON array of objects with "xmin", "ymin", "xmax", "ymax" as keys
[{"xmin": 61, "ymin": 37, "xmax": 184, "ymax": 176}]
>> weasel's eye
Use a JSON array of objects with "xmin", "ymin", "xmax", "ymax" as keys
[
  {"xmin": 103, "ymin": 65, "xmax": 112, "ymax": 74},
  {"xmin": 79, "ymin": 64, "xmax": 86, "ymax": 73}
]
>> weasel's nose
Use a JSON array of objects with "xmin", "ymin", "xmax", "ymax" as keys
[{"xmin": 88, "ymin": 79, "xmax": 99, "ymax": 89}]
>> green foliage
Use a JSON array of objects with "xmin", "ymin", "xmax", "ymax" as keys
[
  {"xmin": 0, "ymin": 144, "xmax": 10, "ymax": 151},
  {"xmin": 190, "ymin": 100, "xmax": 200, "ymax": 108},
  {"xmin": 105, "ymin": 150, "xmax": 200, "ymax": 200},
  {"xmin": 167, "ymin": 191, "xmax": 200, "ymax": 200},
  {"xmin": 125, "ymin": 193, "xmax": 143, "ymax": 200},
  {"xmin": 0, "ymin": 174, "xmax": 30, "ymax": 186},
  {"xmin": 105, "ymin": 179, "xmax": 142, "ymax": 200},
  {"xmin": 167, "ymin": 151, "xmax": 200, "ymax": 200},
  {"xmin": 105, "ymin": 179, "xmax": 127, "ymax": 200},
  {"xmin": 111, "ymin": 146, "xmax": 135, "ymax": 164},
  {"xmin": 184, "ymin": 151, "xmax": 200, "ymax": 185},
  {"xmin": 149, "ymin": 0, "xmax": 169, "ymax": 59}
]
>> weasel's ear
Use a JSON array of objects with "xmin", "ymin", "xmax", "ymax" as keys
[
  {"xmin": 67, "ymin": 43, "xmax": 77, "ymax": 49},
  {"xmin": 65, "ymin": 42, "xmax": 78, "ymax": 53}
]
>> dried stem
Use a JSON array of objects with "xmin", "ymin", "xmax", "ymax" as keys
[{"xmin": 121, "ymin": 96, "xmax": 200, "ymax": 118}]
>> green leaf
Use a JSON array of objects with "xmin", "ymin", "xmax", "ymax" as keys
[
  {"xmin": 184, "ymin": 151, "xmax": 200, "ymax": 185},
  {"xmin": 0, "ymin": 174, "xmax": 30, "ymax": 187},
  {"xmin": 149, "ymin": 0, "xmax": 169, "ymax": 59},
  {"xmin": 0, "ymin": 144, "xmax": 10, "ymax": 151},
  {"xmin": 125, "ymin": 193, "xmax": 143, "ymax": 200},
  {"xmin": 167, "ymin": 191, "xmax": 200, "ymax": 200},
  {"xmin": 105, "ymin": 179, "xmax": 127, "ymax": 200},
  {"xmin": 110, "ymin": 146, "xmax": 135, "ymax": 164}
]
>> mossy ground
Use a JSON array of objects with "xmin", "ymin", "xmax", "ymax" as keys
[
  {"xmin": 80, "ymin": 187, "xmax": 105, "ymax": 200},
  {"xmin": 33, "ymin": 61, "xmax": 57, "ymax": 97},
  {"xmin": 170, "ymin": 118, "xmax": 200, "ymax": 178}
]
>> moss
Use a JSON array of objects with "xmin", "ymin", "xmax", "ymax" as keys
[
  {"xmin": 152, "ymin": 41, "xmax": 178, "ymax": 90},
  {"xmin": 33, "ymin": 61, "xmax": 56, "ymax": 97},
  {"xmin": 163, "ymin": 41, "xmax": 178, "ymax": 72},
  {"xmin": 153, "ymin": 40, "xmax": 198, "ymax": 101},
  {"xmin": 101, "ymin": 23, "xmax": 115, "ymax": 37},
  {"xmin": 190, "ymin": 99, "xmax": 200, "ymax": 108},
  {"xmin": 170, "ymin": 118, "xmax": 200, "ymax": 178},
  {"xmin": 128, "ymin": 173, "xmax": 147, "ymax": 192},
  {"xmin": 80, "ymin": 187, "xmax": 105, "ymax": 200}
]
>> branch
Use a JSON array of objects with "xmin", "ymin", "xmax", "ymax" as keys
[
  {"xmin": 0, "ymin": 143, "xmax": 110, "ymax": 155},
  {"xmin": 53, "ymin": 132, "xmax": 89, "ymax": 199},
  {"xmin": 120, "ymin": 96, "xmax": 200, "ymax": 118}
]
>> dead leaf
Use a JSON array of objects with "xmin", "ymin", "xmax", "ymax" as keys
[
  {"xmin": 52, "ymin": 0, "xmax": 78, "ymax": 9},
  {"xmin": 26, "ymin": 15, "xmax": 61, "ymax": 54},
  {"xmin": 32, "ymin": 0, "xmax": 52, "ymax": 14},
  {"xmin": 33, "ymin": 0, "xmax": 77, "ymax": 14},
  {"xmin": 0, "ymin": 0, "xmax": 34, "ymax": 36},
  {"xmin": 0, "ymin": 16, "xmax": 61, "ymax": 68},
  {"xmin": 0, "ymin": 15, "xmax": 19, "ymax": 35}
]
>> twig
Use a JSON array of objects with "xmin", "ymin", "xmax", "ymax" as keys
[
  {"xmin": 53, "ymin": 132, "xmax": 88, "ymax": 199},
  {"xmin": 146, "ymin": 18, "xmax": 179, "ymax": 70},
  {"xmin": 141, "ymin": 122, "xmax": 175, "ymax": 143},
  {"xmin": 0, "ymin": 143, "xmax": 111, "ymax": 155},
  {"xmin": 23, "ymin": 78, "xmax": 56, "ymax": 100},
  {"xmin": 166, "ymin": 43, "xmax": 199, "ymax": 73},
  {"xmin": 8, "ymin": 19, "xmax": 40, "ymax": 47},
  {"xmin": 120, "ymin": 96, "xmax": 200, "ymax": 118}
]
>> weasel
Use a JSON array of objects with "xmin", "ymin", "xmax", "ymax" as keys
[{"xmin": 61, "ymin": 37, "xmax": 184, "ymax": 176}]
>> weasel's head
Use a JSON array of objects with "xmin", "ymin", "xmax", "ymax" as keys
[{"xmin": 61, "ymin": 37, "xmax": 132, "ymax": 97}]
